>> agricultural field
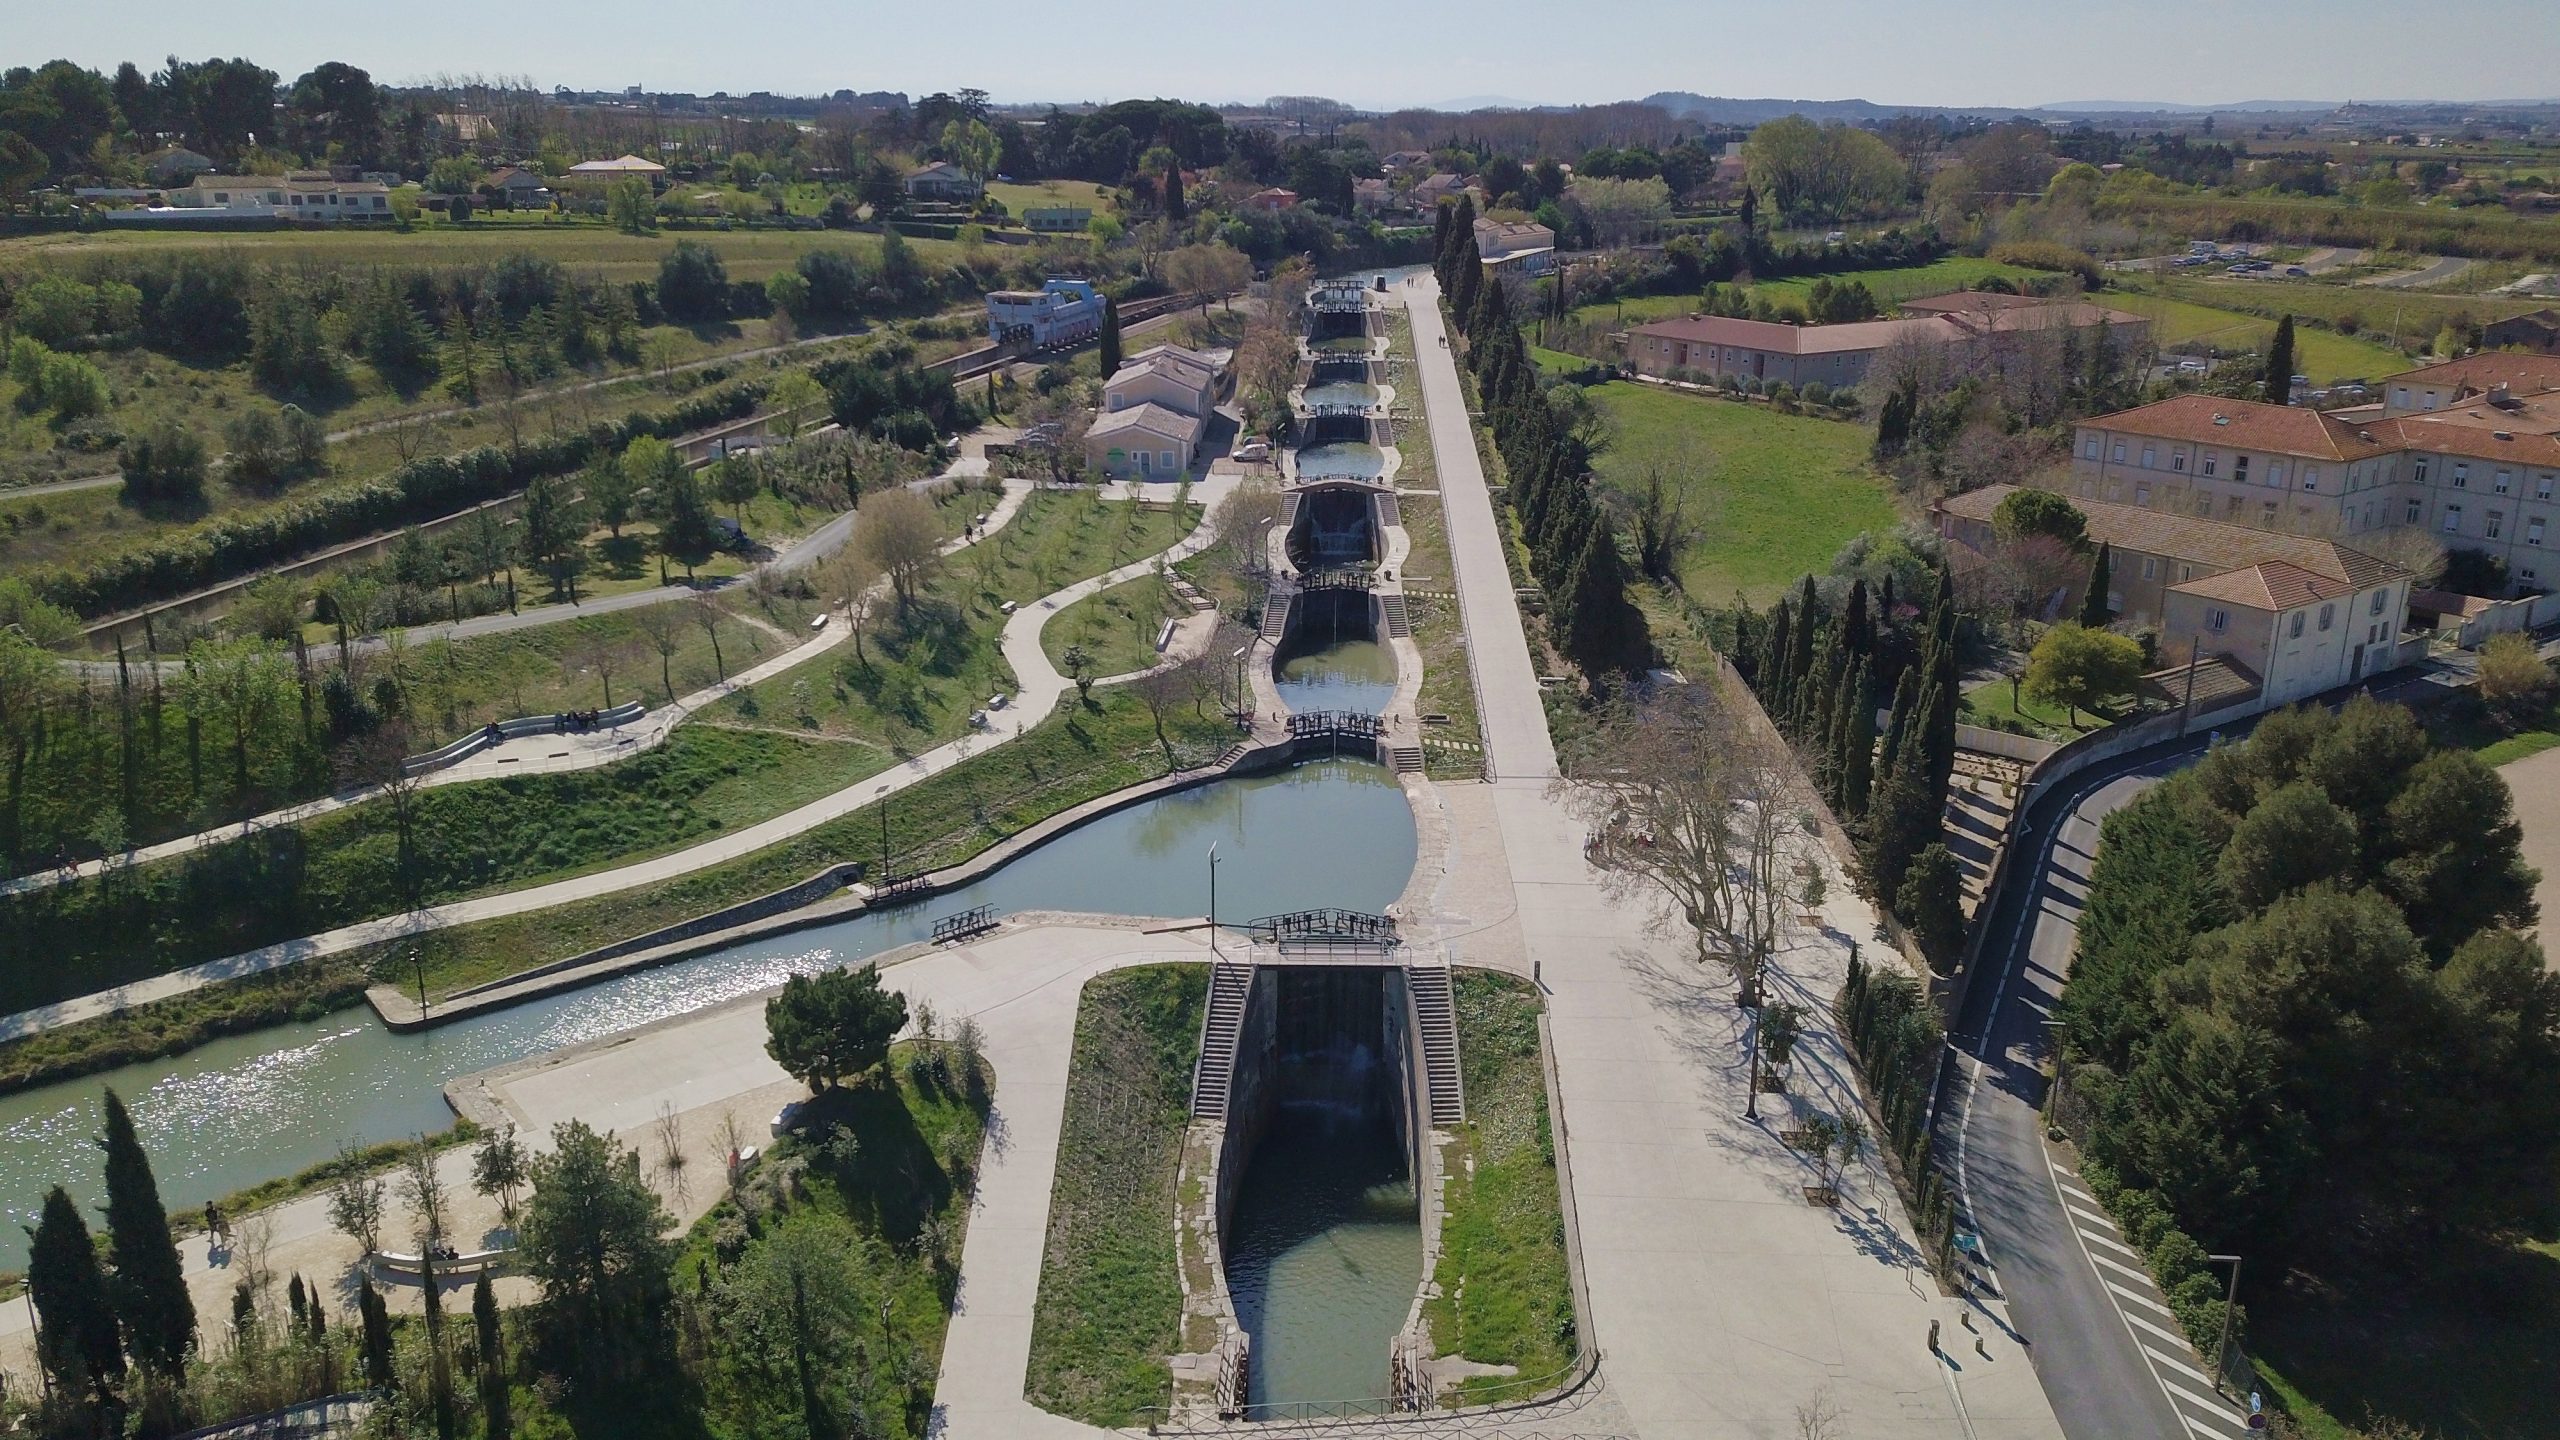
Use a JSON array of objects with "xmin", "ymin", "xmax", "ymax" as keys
[
  {"xmin": 1569, "ymin": 257, "xmax": 2047, "ymax": 330},
  {"xmin": 2104, "ymin": 289, "xmax": 2410, "ymax": 381},
  {"xmin": 1573, "ymin": 379, "xmax": 1900, "ymax": 605},
  {"xmin": 2130, "ymin": 271, "xmax": 2545, "ymax": 352}
]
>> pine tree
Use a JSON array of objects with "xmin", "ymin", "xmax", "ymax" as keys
[
  {"xmin": 2264, "ymin": 314, "xmax": 2296, "ymax": 405},
  {"xmin": 98, "ymin": 1088, "xmax": 194, "ymax": 1373},
  {"xmin": 2080, "ymin": 542, "xmax": 2114, "ymax": 628},
  {"xmin": 1097, "ymin": 296, "xmax": 1123, "ymax": 377},
  {"xmin": 29, "ymin": 1185, "xmax": 124, "ymax": 1406}
]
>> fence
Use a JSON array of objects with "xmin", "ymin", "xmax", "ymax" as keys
[{"xmin": 400, "ymin": 700, "xmax": 648, "ymax": 776}]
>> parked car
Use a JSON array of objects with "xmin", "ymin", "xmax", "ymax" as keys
[
  {"xmin": 2285, "ymin": 265, "xmax": 2311, "ymax": 278},
  {"xmin": 1232, "ymin": 438, "xmax": 1270, "ymax": 462},
  {"xmin": 2177, "ymin": 358, "xmax": 2212, "ymax": 374}
]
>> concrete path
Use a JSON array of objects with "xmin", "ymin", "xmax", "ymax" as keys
[
  {"xmin": 0, "ymin": 480, "xmax": 1239, "ymax": 1040},
  {"xmin": 1401, "ymin": 277, "xmax": 1559, "ymax": 781},
  {"xmin": 2360, "ymin": 254, "xmax": 2475, "ymax": 289},
  {"xmin": 2499, "ymin": 742, "xmax": 2560, "ymax": 967}
]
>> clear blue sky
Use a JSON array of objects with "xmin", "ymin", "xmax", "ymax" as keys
[{"xmin": 15, "ymin": 0, "xmax": 2560, "ymax": 111}]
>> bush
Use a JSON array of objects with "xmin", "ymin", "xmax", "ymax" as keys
[
  {"xmin": 38, "ymin": 353, "xmax": 110, "ymax": 419},
  {"xmin": 2476, "ymin": 631, "xmax": 2558, "ymax": 731},
  {"xmin": 1987, "ymin": 241, "xmax": 2104, "ymax": 288},
  {"xmin": 117, "ymin": 423, "xmax": 207, "ymax": 511}
]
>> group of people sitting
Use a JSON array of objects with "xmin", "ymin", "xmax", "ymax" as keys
[{"xmin": 476, "ymin": 709, "xmax": 613, "ymax": 745}]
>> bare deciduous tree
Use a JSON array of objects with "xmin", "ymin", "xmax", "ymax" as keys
[
  {"xmin": 859, "ymin": 486, "xmax": 945, "ymax": 614},
  {"xmin": 633, "ymin": 603, "xmax": 686, "ymax": 700},
  {"xmin": 822, "ymin": 545, "xmax": 887, "ymax": 666}
]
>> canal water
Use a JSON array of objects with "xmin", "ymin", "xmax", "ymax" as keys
[
  {"xmin": 0, "ymin": 759, "xmax": 1418, "ymax": 1264},
  {"xmin": 1225, "ymin": 1113, "xmax": 1420, "ymax": 1414},
  {"xmin": 1274, "ymin": 640, "xmax": 1397, "ymax": 715},
  {"xmin": 1292, "ymin": 442, "xmax": 1387, "ymax": 479},
  {"xmin": 1300, "ymin": 381, "xmax": 1380, "ymax": 410}
]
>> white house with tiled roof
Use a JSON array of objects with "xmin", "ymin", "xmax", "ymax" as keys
[
  {"xmin": 2070, "ymin": 358, "xmax": 2560, "ymax": 594},
  {"xmin": 1936, "ymin": 483, "xmax": 2415, "ymax": 707}
]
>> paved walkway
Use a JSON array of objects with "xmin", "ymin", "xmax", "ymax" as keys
[
  {"xmin": 1402, "ymin": 277, "xmax": 1558, "ymax": 781},
  {"xmin": 0, "ymin": 479, "xmax": 1239, "ymax": 1040},
  {"xmin": 2500, "ymin": 742, "xmax": 2560, "ymax": 967}
]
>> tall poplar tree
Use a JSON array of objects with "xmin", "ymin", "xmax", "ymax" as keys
[{"xmin": 2080, "ymin": 542, "xmax": 2114, "ymax": 628}]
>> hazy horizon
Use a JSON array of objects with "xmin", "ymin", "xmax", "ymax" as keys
[{"xmin": 15, "ymin": 0, "xmax": 2560, "ymax": 116}]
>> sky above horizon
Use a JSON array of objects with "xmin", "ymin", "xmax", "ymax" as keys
[{"xmin": 15, "ymin": 0, "xmax": 2560, "ymax": 113}]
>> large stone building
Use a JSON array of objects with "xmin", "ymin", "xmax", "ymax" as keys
[
  {"xmin": 1626, "ymin": 291, "xmax": 2148, "ymax": 390},
  {"xmin": 985, "ymin": 277, "xmax": 1104, "ymax": 348},
  {"xmin": 1936, "ymin": 483, "xmax": 2415, "ymax": 709},
  {"xmin": 2066, "ymin": 354, "xmax": 2560, "ymax": 594}
]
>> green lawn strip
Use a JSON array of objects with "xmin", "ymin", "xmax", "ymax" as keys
[
  {"xmin": 0, "ymin": 958, "xmax": 369, "ymax": 1098},
  {"xmin": 1383, "ymin": 308, "xmax": 1480, "ymax": 770},
  {"xmin": 1960, "ymin": 677, "xmax": 2109, "ymax": 740},
  {"xmin": 2104, "ymin": 290, "xmax": 2409, "ymax": 381},
  {"xmin": 2141, "ymin": 272, "xmax": 2536, "ymax": 352},
  {"xmin": 661, "ymin": 1040, "xmax": 987, "ymax": 1440},
  {"xmin": 0, "ymin": 723, "xmax": 890, "ymax": 1012},
  {"xmin": 1567, "ymin": 259, "xmax": 2044, "ymax": 329},
  {"xmin": 1579, "ymin": 380, "xmax": 1899, "ymax": 606},
  {"xmin": 1042, "ymin": 574, "xmax": 1187, "ymax": 679},
  {"xmin": 715, "ymin": 487, "xmax": 1198, "ymax": 750},
  {"xmin": 1023, "ymin": 963, "xmax": 1206, "ymax": 1427},
  {"xmin": 381, "ymin": 692, "xmax": 1234, "ymax": 999},
  {"xmin": 2426, "ymin": 694, "xmax": 2560, "ymax": 766},
  {"xmin": 1423, "ymin": 971, "xmax": 1573, "ymax": 1403}
]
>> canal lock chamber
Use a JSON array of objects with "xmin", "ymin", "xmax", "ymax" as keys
[
  {"xmin": 1272, "ymin": 487, "xmax": 1396, "ymax": 718},
  {"xmin": 1214, "ymin": 964, "xmax": 1434, "ymax": 1415}
]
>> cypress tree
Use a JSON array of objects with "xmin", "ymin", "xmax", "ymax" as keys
[
  {"xmin": 475, "ymin": 1273, "xmax": 511, "ymax": 1440},
  {"xmin": 1843, "ymin": 577, "xmax": 1872, "ymax": 656},
  {"xmin": 2080, "ymin": 542, "xmax": 2114, "ymax": 628},
  {"xmin": 2264, "ymin": 314, "xmax": 2296, "ymax": 404},
  {"xmin": 1451, "ymin": 254, "xmax": 1483, "ymax": 323},
  {"xmin": 1163, "ymin": 165, "xmax": 1186, "ymax": 223},
  {"xmin": 1873, "ymin": 386, "xmax": 1912, "ymax": 459},
  {"xmin": 29, "ymin": 1185, "xmax": 124, "ymax": 1406},
  {"xmin": 1841, "ymin": 658, "xmax": 1878, "ymax": 818},
  {"xmin": 1879, "ymin": 661, "xmax": 1919, "ymax": 785},
  {"xmin": 98, "ymin": 1088, "xmax": 194, "ymax": 1373},
  {"xmin": 1879, "ymin": 572, "xmax": 1896, "ymax": 626},
  {"xmin": 1762, "ymin": 601, "xmax": 1794, "ymax": 712},
  {"xmin": 1564, "ymin": 522, "xmax": 1643, "ymax": 675},
  {"xmin": 1097, "ymin": 296, "xmax": 1123, "ymax": 377},
  {"xmin": 359, "ymin": 1275, "xmax": 396, "ymax": 1390},
  {"xmin": 1432, "ymin": 203, "xmax": 1454, "ymax": 279},
  {"xmin": 1788, "ymin": 576, "xmax": 1821, "ymax": 696}
]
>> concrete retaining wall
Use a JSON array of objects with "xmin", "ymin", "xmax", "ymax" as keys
[{"xmin": 401, "ymin": 700, "xmax": 647, "ymax": 776}]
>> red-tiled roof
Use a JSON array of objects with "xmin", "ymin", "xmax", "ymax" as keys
[
  {"xmin": 2383, "ymin": 351, "xmax": 2560, "ymax": 397},
  {"xmin": 2082, "ymin": 394, "xmax": 2394, "ymax": 462},
  {"xmin": 1936, "ymin": 484, "xmax": 2409, "ymax": 594}
]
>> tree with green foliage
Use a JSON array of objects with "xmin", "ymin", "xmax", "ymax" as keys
[
  {"xmin": 656, "ymin": 467, "xmax": 720, "ymax": 581},
  {"xmin": 2025, "ymin": 623, "xmax": 2141, "ymax": 725},
  {"xmin": 2264, "ymin": 315, "xmax": 2296, "ymax": 404},
  {"xmin": 1992, "ymin": 488, "xmax": 2088, "ymax": 551},
  {"xmin": 655, "ymin": 241, "xmax": 729, "ymax": 323},
  {"xmin": 1896, "ymin": 843, "xmax": 1967, "ymax": 973},
  {"xmin": 118, "ymin": 422, "xmax": 208, "ymax": 511},
  {"xmin": 606, "ymin": 177, "xmax": 654, "ymax": 234},
  {"xmin": 583, "ymin": 458, "xmax": 636, "ymax": 539},
  {"xmin": 358, "ymin": 1274, "xmax": 396, "ymax": 1389},
  {"xmin": 765, "ymin": 963, "xmax": 909, "ymax": 1091},
  {"xmin": 98, "ymin": 1088, "xmax": 195, "ymax": 1372},
  {"xmin": 2079, "ymin": 542, "xmax": 2113, "ymax": 628},
  {"xmin": 474, "ymin": 1271, "xmax": 511, "ymax": 1440},
  {"xmin": 710, "ymin": 455, "xmax": 761, "ymax": 523},
  {"xmin": 1097, "ymin": 295, "xmax": 1123, "ymax": 377},
  {"xmin": 28, "ymin": 1185, "xmax": 125, "ymax": 1406},
  {"xmin": 517, "ymin": 1120, "xmax": 677, "ymax": 1398}
]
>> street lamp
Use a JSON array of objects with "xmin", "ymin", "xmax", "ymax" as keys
[
  {"xmin": 1232, "ymin": 640, "xmax": 1255, "ymax": 727},
  {"xmin": 876, "ymin": 785, "xmax": 892, "ymax": 886},
  {"xmin": 1207, "ymin": 843, "xmax": 1222, "ymax": 957},
  {"xmin": 2205, "ymin": 1254, "xmax": 2243, "ymax": 1395}
]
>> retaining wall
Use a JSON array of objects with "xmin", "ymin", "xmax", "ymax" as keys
[{"xmin": 401, "ymin": 700, "xmax": 648, "ymax": 776}]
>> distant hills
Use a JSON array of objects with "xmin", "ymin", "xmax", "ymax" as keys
[{"xmin": 1638, "ymin": 91, "xmax": 2347, "ymax": 124}]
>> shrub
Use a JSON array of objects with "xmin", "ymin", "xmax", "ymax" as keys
[
  {"xmin": 118, "ymin": 423, "xmax": 208, "ymax": 510},
  {"xmin": 1987, "ymin": 241, "xmax": 2104, "ymax": 288},
  {"xmin": 38, "ymin": 353, "xmax": 109, "ymax": 419}
]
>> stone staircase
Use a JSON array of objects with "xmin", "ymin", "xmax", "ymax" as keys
[
  {"xmin": 1407, "ymin": 964, "xmax": 1466, "ymax": 1126},
  {"xmin": 1190, "ymin": 960, "xmax": 1255, "ymax": 1122},
  {"xmin": 1277, "ymin": 492, "xmax": 1302, "ymax": 528},
  {"xmin": 1386, "ymin": 744, "xmax": 1424, "ymax": 774},
  {"xmin": 1258, "ymin": 591, "xmax": 1291, "ymax": 641},
  {"xmin": 1378, "ymin": 592, "xmax": 1411, "ymax": 639},
  {"xmin": 1375, "ymin": 493, "xmax": 1402, "ymax": 528}
]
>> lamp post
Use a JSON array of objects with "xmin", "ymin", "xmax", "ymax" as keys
[
  {"xmin": 412, "ymin": 947, "xmax": 429, "ymax": 1023},
  {"xmin": 876, "ymin": 785, "xmax": 892, "ymax": 887},
  {"xmin": 2206, "ymin": 1253, "xmax": 2243, "ymax": 1395},
  {"xmin": 1232, "ymin": 640, "xmax": 1255, "ymax": 727},
  {"xmin": 1207, "ymin": 842, "xmax": 1222, "ymax": 958}
]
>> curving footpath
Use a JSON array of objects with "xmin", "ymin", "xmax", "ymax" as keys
[{"xmin": 0, "ymin": 477, "xmax": 1238, "ymax": 1041}]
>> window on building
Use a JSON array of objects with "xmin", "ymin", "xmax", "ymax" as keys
[
  {"xmin": 2454, "ymin": 463, "xmax": 2470, "ymax": 489},
  {"xmin": 2141, "ymin": 557, "xmax": 2159, "ymax": 579},
  {"xmin": 2392, "ymin": 387, "xmax": 2410, "ymax": 406},
  {"xmin": 2489, "ymin": 511, "xmax": 2506, "ymax": 540},
  {"xmin": 2235, "ymin": 456, "xmax": 2252, "ymax": 484},
  {"xmin": 2136, "ymin": 482, "xmax": 2152, "ymax": 505},
  {"xmin": 2271, "ymin": 461, "xmax": 2288, "ymax": 487},
  {"xmin": 2303, "ymin": 467, "xmax": 2319, "ymax": 491},
  {"xmin": 2081, "ymin": 434, "xmax": 2100, "ymax": 460},
  {"xmin": 2261, "ymin": 500, "xmax": 2279, "ymax": 525},
  {"xmin": 2203, "ymin": 453, "xmax": 2219, "ymax": 477},
  {"xmin": 2208, "ymin": 608, "xmax": 2230, "ymax": 632},
  {"xmin": 2444, "ymin": 504, "xmax": 2464, "ymax": 534},
  {"xmin": 2289, "ymin": 611, "xmax": 2306, "ymax": 639},
  {"xmin": 2406, "ymin": 497, "xmax": 2424, "ymax": 524},
  {"xmin": 2319, "ymin": 603, "xmax": 2335, "ymax": 631},
  {"xmin": 2172, "ymin": 448, "xmax": 2188, "ymax": 473},
  {"xmin": 2415, "ymin": 457, "xmax": 2431, "ymax": 484},
  {"xmin": 2370, "ymin": 590, "xmax": 2389, "ymax": 616},
  {"xmin": 2530, "ymin": 518, "xmax": 2547, "ymax": 547},
  {"xmin": 2525, "ymin": 567, "xmax": 2540, "ymax": 585},
  {"xmin": 2104, "ymin": 479, "xmax": 2123, "ymax": 501},
  {"xmin": 2539, "ymin": 475, "xmax": 2555, "ymax": 502},
  {"xmin": 2196, "ymin": 493, "xmax": 2214, "ymax": 517},
  {"xmin": 2497, "ymin": 470, "xmax": 2514, "ymax": 495},
  {"xmin": 2226, "ymin": 496, "xmax": 2245, "ymax": 519},
  {"xmin": 2111, "ymin": 442, "xmax": 2126, "ymax": 463},
  {"xmin": 2181, "ymin": 564, "xmax": 2196, "ymax": 582},
  {"xmin": 2141, "ymin": 444, "xmax": 2157, "ymax": 469}
]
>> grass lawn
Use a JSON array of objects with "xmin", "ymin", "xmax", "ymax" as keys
[
  {"xmin": 714, "ymin": 487, "xmax": 1198, "ymax": 754},
  {"xmin": 1569, "ymin": 258, "xmax": 2046, "ymax": 329},
  {"xmin": 666, "ymin": 1039, "xmax": 988, "ymax": 1440},
  {"xmin": 2425, "ymin": 693, "xmax": 2560, "ymax": 767},
  {"xmin": 985, "ymin": 179, "xmax": 1119, "ymax": 222},
  {"xmin": 1578, "ymin": 380, "xmax": 1900, "ymax": 605},
  {"xmin": 1024, "ymin": 963, "xmax": 1207, "ymax": 1427},
  {"xmin": 377, "ymin": 689, "xmax": 1236, "ymax": 998},
  {"xmin": 1424, "ymin": 970, "xmax": 1574, "ymax": 1403},
  {"xmin": 2104, "ymin": 289, "xmax": 2410, "ymax": 381},
  {"xmin": 1960, "ymin": 676, "xmax": 2113, "ymax": 740},
  {"xmin": 1383, "ymin": 307, "xmax": 1483, "ymax": 766},
  {"xmin": 1042, "ymin": 573, "xmax": 1187, "ymax": 680}
]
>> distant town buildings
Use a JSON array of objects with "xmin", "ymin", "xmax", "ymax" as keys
[{"xmin": 2481, "ymin": 309, "xmax": 2560, "ymax": 355}]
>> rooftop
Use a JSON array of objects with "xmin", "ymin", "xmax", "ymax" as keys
[
  {"xmin": 1088, "ymin": 402, "xmax": 1205, "ymax": 446},
  {"xmin": 1938, "ymin": 483, "xmax": 2409, "ymax": 597},
  {"xmin": 2079, "ymin": 394, "xmax": 2396, "ymax": 462}
]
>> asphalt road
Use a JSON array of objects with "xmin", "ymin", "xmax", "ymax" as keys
[{"xmin": 1946, "ymin": 734, "xmax": 2212, "ymax": 1440}]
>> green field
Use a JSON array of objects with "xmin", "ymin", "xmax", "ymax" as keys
[
  {"xmin": 984, "ymin": 179, "xmax": 1119, "ymax": 223},
  {"xmin": 2105, "ymin": 290, "xmax": 2411, "ymax": 382},
  {"xmin": 1573, "ymin": 380, "xmax": 1901, "ymax": 605},
  {"xmin": 1571, "ymin": 257, "xmax": 2047, "ymax": 329},
  {"xmin": 1042, "ymin": 574, "xmax": 1188, "ymax": 680}
]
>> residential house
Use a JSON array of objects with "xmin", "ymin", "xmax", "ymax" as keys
[
  {"xmin": 903, "ymin": 161, "xmax": 983, "ymax": 201},
  {"xmin": 1245, "ymin": 187, "xmax": 1301, "ymax": 212},
  {"xmin": 1405, "ymin": 172, "xmax": 1466, "ymax": 208},
  {"xmin": 1085, "ymin": 341, "xmax": 1229, "ymax": 479},
  {"xmin": 565, "ymin": 154, "xmax": 667, "ymax": 180},
  {"xmin": 102, "ymin": 172, "xmax": 394, "ymax": 224},
  {"xmin": 2067, "ymin": 359, "xmax": 2560, "ymax": 595},
  {"xmin": 480, "ymin": 166, "xmax": 554, "ymax": 207},
  {"xmin": 1381, "ymin": 150, "xmax": 1433, "ymax": 172},
  {"xmin": 985, "ymin": 277, "xmax": 1104, "ymax": 348},
  {"xmin": 1935, "ymin": 483, "xmax": 2414, "ymax": 708},
  {"xmin": 2480, "ymin": 309, "xmax": 2560, "ymax": 355},
  {"xmin": 1628, "ymin": 294, "xmax": 2148, "ymax": 390},
  {"xmin": 1352, "ymin": 177, "xmax": 1394, "ymax": 213},
  {"xmin": 1474, "ymin": 219, "xmax": 1558, "ymax": 277},
  {"xmin": 1021, "ymin": 205, "xmax": 1092, "ymax": 234},
  {"xmin": 141, "ymin": 146, "xmax": 213, "ymax": 186}
]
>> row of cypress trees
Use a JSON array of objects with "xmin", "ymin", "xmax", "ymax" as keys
[
  {"xmin": 1735, "ymin": 565, "xmax": 1969, "ymax": 969},
  {"xmin": 26, "ymin": 1089, "xmax": 198, "ymax": 1412},
  {"xmin": 1432, "ymin": 197, "xmax": 1652, "ymax": 678}
]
